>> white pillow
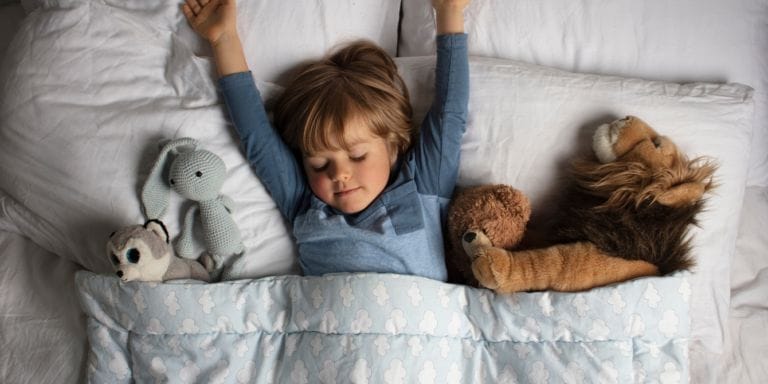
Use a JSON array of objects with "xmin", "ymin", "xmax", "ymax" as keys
[
  {"xmin": 395, "ymin": 56, "xmax": 754, "ymax": 355},
  {"xmin": 0, "ymin": 0, "xmax": 401, "ymax": 277},
  {"xmin": 399, "ymin": 0, "xmax": 768, "ymax": 187},
  {"xmin": 20, "ymin": 0, "xmax": 401, "ymax": 85}
]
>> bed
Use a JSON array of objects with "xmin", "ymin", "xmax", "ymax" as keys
[{"xmin": 0, "ymin": 0, "xmax": 765, "ymax": 382}]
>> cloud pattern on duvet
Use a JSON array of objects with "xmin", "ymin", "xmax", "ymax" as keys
[{"xmin": 77, "ymin": 272, "xmax": 690, "ymax": 383}]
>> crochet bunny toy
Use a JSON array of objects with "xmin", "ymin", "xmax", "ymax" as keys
[{"xmin": 141, "ymin": 137, "xmax": 244, "ymax": 280}]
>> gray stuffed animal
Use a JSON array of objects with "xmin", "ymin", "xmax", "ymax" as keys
[
  {"xmin": 141, "ymin": 137, "xmax": 244, "ymax": 280},
  {"xmin": 108, "ymin": 220, "xmax": 212, "ymax": 282}
]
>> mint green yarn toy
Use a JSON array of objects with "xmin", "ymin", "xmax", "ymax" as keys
[{"xmin": 141, "ymin": 137, "xmax": 244, "ymax": 280}]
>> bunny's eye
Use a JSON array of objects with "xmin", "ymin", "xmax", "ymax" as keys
[
  {"xmin": 110, "ymin": 253, "xmax": 120, "ymax": 265},
  {"xmin": 195, "ymin": 171, "xmax": 203, "ymax": 177},
  {"xmin": 170, "ymin": 179, "xmax": 175, "ymax": 185},
  {"xmin": 127, "ymin": 249, "xmax": 140, "ymax": 263}
]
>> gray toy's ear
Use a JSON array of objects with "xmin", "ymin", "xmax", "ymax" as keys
[
  {"xmin": 144, "ymin": 219, "xmax": 170, "ymax": 243},
  {"xmin": 141, "ymin": 137, "xmax": 199, "ymax": 219}
]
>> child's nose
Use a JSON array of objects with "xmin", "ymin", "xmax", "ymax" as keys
[{"xmin": 330, "ymin": 162, "xmax": 352, "ymax": 181}]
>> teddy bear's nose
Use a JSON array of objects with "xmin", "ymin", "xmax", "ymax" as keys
[
  {"xmin": 463, "ymin": 231, "xmax": 477, "ymax": 243},
  {"xmin": 116, "ymin": 270, "xmax": 123, "ymax": 278}
]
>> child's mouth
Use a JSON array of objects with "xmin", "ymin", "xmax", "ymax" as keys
[{"xmin": 335, "ymin": 187, "xmax": 360, "ymax": 197}]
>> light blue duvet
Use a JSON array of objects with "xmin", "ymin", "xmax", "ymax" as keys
[{"xmin": 76, "ymin": 271, "xmax": 690, "ymax": 383}]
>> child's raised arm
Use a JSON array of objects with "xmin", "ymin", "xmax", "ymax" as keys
[
  {"xmin": 432, "ymin": 0, "xmax": 470, "ymax": 35},
  {"xmin": 182, "ymin": 0, "xmax": 248, "ymax": 77}
]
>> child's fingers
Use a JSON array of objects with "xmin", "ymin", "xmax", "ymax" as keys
[
  {"xmin": 181, "ymin": 3, "xmax": 194, "ymax": 20},
  {"xmin": 197, "ymin": 0, "xmax": 222, "ymax": 20},
  {"xmin": 185, "ymin": 0, "xmax": 201, "ymax": 14}
]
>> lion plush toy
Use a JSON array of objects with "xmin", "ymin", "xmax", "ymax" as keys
[{"xmin": 449, "ymin": 116, "xmax": 717, "ymax": 293}]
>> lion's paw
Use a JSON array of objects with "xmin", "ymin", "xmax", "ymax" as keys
[{"xmin": 473, "ymin": 255, "xmax": 501, "ymax": 290}]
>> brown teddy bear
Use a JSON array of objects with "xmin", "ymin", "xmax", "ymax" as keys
[
  {"xmin": 444, "ymin": 184, "xmax": 531, "ymax": 286},
  {"xmin": 446, "ymin": 116, "xmax": 716, "ymax": 293}
]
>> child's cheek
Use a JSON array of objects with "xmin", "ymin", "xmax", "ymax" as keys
[{"xmin": 308, "ymin": 173, "xmax": 331, "ymax": 201}]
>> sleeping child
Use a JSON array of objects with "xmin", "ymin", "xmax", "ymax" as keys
[{"xmin": 183, "ymin": 0, "xmax": 470, "ymax": 281}]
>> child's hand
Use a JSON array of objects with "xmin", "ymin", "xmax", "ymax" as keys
[
  {"xmin": 182, "ymin": 0, "xmax": 237, "ymax": 46},
  {"xmin": 431, "ymin": 0, "xmax": 469, "ymax": 34},
  {"xmin": 183, "ymin": 0, "xmax": 248, "ymax": 76}
]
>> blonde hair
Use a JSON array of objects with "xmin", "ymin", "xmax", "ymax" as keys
[{"xmin": 273, "ymin": 40, "xmax": 413, "ymax": 156}]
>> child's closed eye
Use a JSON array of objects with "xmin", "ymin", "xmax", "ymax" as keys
[
  {"xmin": 310, "ymin": 163, "xmax": 328, "ymax": 172},
  {"xmin": 350, "ymin": 154, "xmax": 367, "ymax": 162},
  {"xmin": 306, "ymin": 158, "xmax": 328, "ymax": 172}
]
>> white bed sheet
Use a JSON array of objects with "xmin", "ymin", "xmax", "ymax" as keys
[
  {"xmin": 690, "ymin": 186, "xmax": 768, "ymax": 383},
  {"xmin": 0, "ymin": 228, "xmax": 85, "ymax": 383},
  {"xmin": 0, "ymin": 4, "xmax": 84, "ymax": 383},
  {"xmin": 0, "ymin": 1, "xmax": 766, "ymax": 383}
]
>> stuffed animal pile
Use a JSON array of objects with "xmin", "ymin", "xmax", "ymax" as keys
[
  {"xmin": 106, "ymin": 137, "xmax": 243, "ymax": 282},
  {"xmin": 446, "ymin": 116, "xmax": 717, "ymax": 293}
]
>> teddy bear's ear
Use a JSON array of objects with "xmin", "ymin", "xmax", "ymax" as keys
[
  {"xmin": 657, "ymin": 182, "xmax": 706, "ymax": 207},
  {"xmin": 144, "ymin": 219, "xmax": 170, "ymax": 243}
]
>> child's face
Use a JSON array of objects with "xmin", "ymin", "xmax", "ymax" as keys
[{"xmin": 303, "ymin": 118, "xmax": 395, "ymax": 214}]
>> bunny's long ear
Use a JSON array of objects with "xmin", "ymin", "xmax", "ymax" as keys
[{"xmin": 141, "ymin": 137, "xmax": 199, "ymax": 219}]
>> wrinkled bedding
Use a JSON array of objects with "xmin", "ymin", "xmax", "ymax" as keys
[{"xmin": 0, "ymin": 227, "xmax": 85, "ymax": 383}]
